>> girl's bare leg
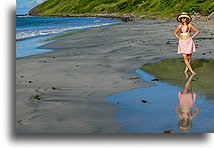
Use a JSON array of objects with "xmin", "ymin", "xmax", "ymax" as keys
[
  {"xmin": 184, "ymin": 66, "xmax": 188, "ymax": 73},
  {"xmin": 184, "ymin": 54, "xmax": 192, "ymax": 73},
  {"xmin": 182, "ymin": 53, "xmax": 196, "ymax": 74},
  {"xmin": 184, "ymin": 72, "xmax": 189, "ymax": 79},
  {"xmin": 183, "ymin": 73, "xmax": 195, "ymax": 93}
]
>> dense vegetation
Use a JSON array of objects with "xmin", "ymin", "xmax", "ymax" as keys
[{"xmin": 29, "ymin": 0, "xmax": 214, "ymax": 19}]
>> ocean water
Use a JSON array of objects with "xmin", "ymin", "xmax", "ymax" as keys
[{"xmin": 16, "ymin": 16, "xmax": 122, "ymax": 58}]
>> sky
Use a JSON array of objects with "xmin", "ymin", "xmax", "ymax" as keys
[{"xmin": 16, "ymin": 0, "xmax": 46, "ymax": 14}]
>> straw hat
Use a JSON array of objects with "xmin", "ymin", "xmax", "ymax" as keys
[
  {"xmin": 177, "ymin": 12, "xmax": 192, "ymax": 22},
  {"xmin": 178, "ymin": 119, "xmax": 192, "ymax": 130}
]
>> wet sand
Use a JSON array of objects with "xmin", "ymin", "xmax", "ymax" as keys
[
  {"xmin": 16, "ymin": 19, "xmax": 214, "ymax": 133},
  {"xmin": 141, "ymin": 58, "xmax": 214, "ymax": 98}
]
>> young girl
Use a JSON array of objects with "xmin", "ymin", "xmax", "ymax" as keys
[
  {"xmin": 174, "ymin": 12, "xmax": 200, "ymax": 74},
  {"xmin": 176, "ymin": 74, "xmax": 199, "ymax": 130}
]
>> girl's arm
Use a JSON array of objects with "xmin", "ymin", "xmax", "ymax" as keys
[
  {"xmin": 175, "ymin": 104, "xmax": 182, "ymax": 118},
  {"xmin": 190, "ymin": 105, "xmax": 200, "ymax": 119},
  {"xmin": 173, "ymin": 25, "xmax": 181, "ymax": 39},
  {"xmin": 189, "ymin": 24, "xmax": 200, "ymax": 38}
]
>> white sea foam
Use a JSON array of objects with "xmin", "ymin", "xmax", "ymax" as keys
[{"xmin": 16, "ymin": 22, "xmax": 119, "ymax": 40}]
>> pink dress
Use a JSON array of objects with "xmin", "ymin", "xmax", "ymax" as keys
[
  {"xmin": 178, "ymin": 92, "xmax": 196, "ymax": 108},
  {"xmin": 177, "ymin": 27, "xmax": 196, "ymax": 54}
]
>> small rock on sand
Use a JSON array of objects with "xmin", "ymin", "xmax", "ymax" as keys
[
  {"xmin": 17, "ymin": 119, "xmax": 25, "ymax": 125},
  {"xmin": 164, "ymin": 130, "xmax": 174, "ymax": 133},
  {"xmin": 33, "ymin": 95, "xmax": 41, "ymax": 100},
  {"xmin": 128, "ymin": 76, "xmax": 140, "ymax": 80},
  {"xmin": 208, "ymin": 12, "xmax": 214, "ymax": 20},
  {"xmin": 165, "ymin": 41, "xmax": 171, "ymax": 44}
]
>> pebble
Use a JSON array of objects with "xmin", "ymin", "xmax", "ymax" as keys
[
  {"xmin": 17, "ymin": 120, "xmax": 25, "ymax": 125},
  {"xmin": 164, "ymin": 130, "xmax": 174, "ymax": 133},
  {"xmin": 33, "ymin": 95, "xmax": 41, "ymax": 100},
  {"xmin": 141, "ymin": 100, "xmax": 147, "ymax": 103},
  {"xmin": 151, "ymin": 79, "xmax": 159, "ymax": 81},
  {"xmin": 165, "ymin": 41, "xmax": 171, "ymax": 44},
  {"xmin": 128, "ymin": 76, "xmax": 140, "ymax": 80}
]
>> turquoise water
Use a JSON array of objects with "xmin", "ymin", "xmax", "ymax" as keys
[
  {"xmin": 16, "ymin": 16, "xmax": 122, "ymax": 58},
  {"xmin": 104, "ymin": 69, "xmax": 213, "ymax": 133},
  {"xmin": 16, "ymin": 36, "xmax": 53, "ymax": 58},
  {"xmin": 16, "ymin": 16, "xmax": 121, "ymax": 40}
]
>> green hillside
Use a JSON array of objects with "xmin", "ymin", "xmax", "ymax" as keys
[{"xmin": 29, "ymin": 0, "xmax": 214, "ymax": 19}]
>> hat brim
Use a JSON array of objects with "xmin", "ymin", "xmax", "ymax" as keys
[
  {"xmin": 178, "ymin": 120, "xmax": 192, "ymax": 130},
  {"xmin": 177, "ymin": 14, "xmax": 192, "ymax": 22}
]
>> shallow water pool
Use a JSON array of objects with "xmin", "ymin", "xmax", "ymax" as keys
[{"xmin": 104, "ymin": 69, "xmax": 213, "ymax": 133}]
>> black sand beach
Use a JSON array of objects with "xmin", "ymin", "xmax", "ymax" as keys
[{"xmin": 16, "ymin": 19, "xmax": 214, "ymax": 133}]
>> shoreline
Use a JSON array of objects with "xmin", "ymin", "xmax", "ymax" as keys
[
  {"xmin": 16, "ymin": 18, "xmax": 214, "ymax": 133},
  {"xmin": 28, "ymin": 13, "xmax": 146, "ymax": 22},
  {"xmin": 16, "ymin": 16, "xmax": 122, "ymax": 59},
  {"xmin": 28, "ymin": 12, "xmax": 214, "ymax": 22}
]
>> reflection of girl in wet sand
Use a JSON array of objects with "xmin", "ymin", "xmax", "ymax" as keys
[
  {"xmin": 174, "ymin": 12, "xmax": 200, "ymax": 74},
  {"xmin": 176, "ymin": 74, "xmax": 199, "ymax": 130}
]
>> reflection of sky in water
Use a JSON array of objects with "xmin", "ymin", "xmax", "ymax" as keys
[{"xmin": 104, "ymin": 69, "xmax": 213, "ymax": 133}]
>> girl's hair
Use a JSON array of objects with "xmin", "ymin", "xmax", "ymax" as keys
[{"xmin": 181, "ymin": 18, "xmax": 190, "ymax": 25}]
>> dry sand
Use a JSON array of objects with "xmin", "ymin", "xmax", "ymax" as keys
[{"xmin": 16, "ymin": 19, "xmax": 214, "ymax": 133}]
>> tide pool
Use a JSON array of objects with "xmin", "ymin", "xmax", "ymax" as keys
[{"xmin": 104, "ymin": 69, "xmax": 213, "ymax": 133}]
